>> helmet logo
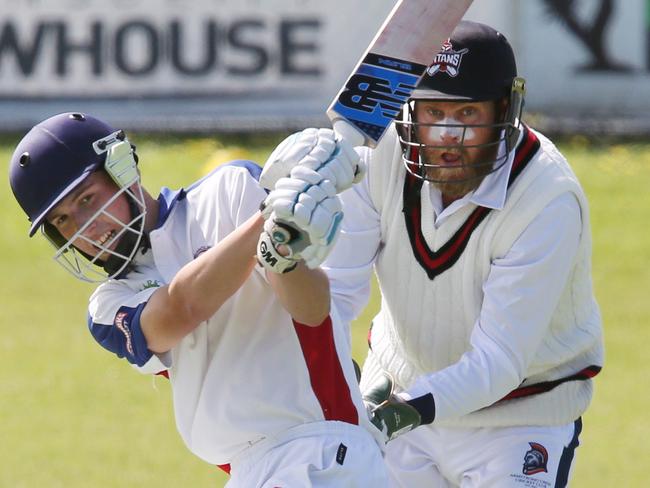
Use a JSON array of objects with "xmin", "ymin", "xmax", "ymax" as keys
[{"xmin": 426, "ymin": 39, "xmax": 469, "ymax": 78}]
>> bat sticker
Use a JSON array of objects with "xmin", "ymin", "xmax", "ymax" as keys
[{"xmin": 331, "ymin": 53, "xmax": 427, "ymax": 144}]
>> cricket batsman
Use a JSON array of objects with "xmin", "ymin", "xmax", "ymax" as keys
[{"xmin": 8, "ymin": 112, "xmax": 390, "ymax": 487}]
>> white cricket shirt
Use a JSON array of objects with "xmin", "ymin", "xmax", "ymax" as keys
[{"xmin": 87, "ymin": 161, "xmax": 378, "ymax": 465}]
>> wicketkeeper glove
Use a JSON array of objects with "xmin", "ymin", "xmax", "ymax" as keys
[
  {"xmin": 259, "ymin": 128, "xmax": 365, "ymax": 193},
  {"xmin": 362, "ymin": 373, "xmax": 428, "ymax": 442}
]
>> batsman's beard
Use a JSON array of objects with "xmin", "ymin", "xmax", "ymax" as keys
[{"xmin": 421, "ymin": 143, "xmax": 498, "ymax": 199}]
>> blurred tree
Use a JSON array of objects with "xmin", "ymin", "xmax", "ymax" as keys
[{"xmin": 542, "ymin": 0, "xmax": 633, "ymax": 72}]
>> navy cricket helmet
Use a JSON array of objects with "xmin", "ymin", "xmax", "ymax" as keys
[
  {"xmin": 9, "ymin": 112, "xmax": 117, "ymax": 236},
  {"xmin": 413, "ymin": 20, "xmax": 519, "ymax": 102},
  {"xmin": 9, "ymin": 112, "xmax": 147, "ymax": 282},
  {"xmin": 396, "ymin": 20, "xmax": 526, "ymax": 183}
]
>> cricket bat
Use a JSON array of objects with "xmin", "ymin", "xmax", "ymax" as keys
[
  {"xmin": 271, "ymin": 0, "xmax": 473, "ymax": 249},
  {"xmin": 328, "ymin": 0, "xmax": 474, "ymax": 148}
]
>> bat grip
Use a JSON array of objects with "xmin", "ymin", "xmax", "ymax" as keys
[
  {"xmin": 270, "ymin": 224, "xmax": 292, "ymax": 245},
  {"xmin": 332, "ymin": 119, "xmax": 367, "ymax": 147}
]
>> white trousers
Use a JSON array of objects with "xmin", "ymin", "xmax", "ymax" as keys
[
  {"xmin": 385, "ymin": 419, "xmax": 582, "ymax": 488},
  {"xmin": 226, "ymin": 421, "xmax": 389, "ymax": 488}
]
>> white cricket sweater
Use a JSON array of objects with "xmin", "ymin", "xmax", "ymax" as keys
[{"xmin": 358, "ymin": 126, "xmax": 603, "ymax": 427}]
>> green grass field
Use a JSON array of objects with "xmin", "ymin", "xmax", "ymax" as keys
[{"xmin": 1, "ymin": 131, "xmax": 648, "ymax": 487}]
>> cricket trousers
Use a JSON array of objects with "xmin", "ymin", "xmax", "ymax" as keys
[
  {"xmin": 227, "ymin": 421, "xmax": 389, "ymax": 488},
  {"xmin": 384, "ymin": 418, "xmax": 582, "ymax": 488}
]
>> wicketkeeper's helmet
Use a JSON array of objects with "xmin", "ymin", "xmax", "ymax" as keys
[
  {"xmin": 9, "ymin": 112, "xmax": 147, "ymax": 282},
  {"xmin": 395, "ymin": 20, "xmax": 526, "ymax": 182}
]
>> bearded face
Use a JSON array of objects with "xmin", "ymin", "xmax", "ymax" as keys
[{"xmin": 411, "ymin": 99, "xmax": 506, "ymax": 199}]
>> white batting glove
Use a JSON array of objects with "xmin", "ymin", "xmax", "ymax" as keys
[
  {"xmin": 259, "ymin": 128, "xmax": 365, "ymax": 193},
  {"xmin": 260, "ymin": 175, "xmax": 344, "ymax": 269},
  {"xmin": 256, "ymin": 219, "xmax": 300, "ymax": 274}
]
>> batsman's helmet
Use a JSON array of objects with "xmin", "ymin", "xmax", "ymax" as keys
[
  {"xmin": 395, "ymin": 20, "xmax": 525, "ymax": 182},
  {"xmin": 9, "ymin": 112, "xmax": 147, "ymax": 282}
]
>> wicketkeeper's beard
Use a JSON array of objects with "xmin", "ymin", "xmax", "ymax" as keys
[{"xmin": 421, "ymin": 140, "xmax": 500, "ymax": 199}]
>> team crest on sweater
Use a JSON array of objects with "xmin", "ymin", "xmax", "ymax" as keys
[{"xmin": 522, "ymin": 442, "xmax": 549, "ymax": 475}]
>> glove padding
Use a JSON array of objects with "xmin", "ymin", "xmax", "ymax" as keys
[
  {"xmin": 259, "ymin": 128, "xmax": 365, "ymax": 193},
  {"xmin": 260, "ymin": 175, "xmax": 343, "ymax": 269},
  {"xmin": 362, "ymin": 373, "xmax": 421, "ymax": 442},
  {"xmin": 256, "ymin": 221, "xmax": 299, "ymax": 274}
]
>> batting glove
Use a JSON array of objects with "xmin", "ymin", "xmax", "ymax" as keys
[
  {"xmin": 362, "ymin": 373, "xmax": 423, "ymax": 442},
  {"xmin": 260, "ymin": 175, "xmax": 344, "ymax": 270},
  {"xmin": 256, "ymin": 218, "xmax": 300, "ymax": 274},
  {"xmin": 259, "ymin": 128, "xmax": 365, "ymax": 193}
]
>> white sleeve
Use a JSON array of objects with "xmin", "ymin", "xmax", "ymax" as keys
[
  {"xmin": 200, "ymin": 162, "xmax": 268, "ymax": 280},
  {"xmin": 322, "ymin": 148, "xmax": 382, "ymax": 327},
  {"xmin": 227, "ymin": 164, "xmax": 267, "ymax": 228},
  {"xmin": 202, "ymin": 162, "xmax": 266, "ymax": 229},
  {"xmin": 88, "ymin": 282, "xmax": 170, "ymax": 374},
  {"xmin": 402, "ymin": 193, "xmax": 583, "ymax": 421}
]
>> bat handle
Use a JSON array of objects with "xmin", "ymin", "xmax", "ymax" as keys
[
  {"xmin": 269, "ymin": 222, "xmax": 307, "ymax": 260},
  {"xmin": 270, "ymin": 224, "xmax": 292, "ymax": 245},
  {"xmin": 332, "ymin": 119, "xmax": 367, "ymax": 147}
]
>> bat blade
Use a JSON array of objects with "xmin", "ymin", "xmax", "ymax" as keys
[{"xmin": 327, "ymin": 0, "xmax": 474, "ymax": 147}]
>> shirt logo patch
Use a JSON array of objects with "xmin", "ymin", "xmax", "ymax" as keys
[
  {"xmin": 426, "ymin": 39, "xmax": 469, "ymax": 78},
  {"xmin": 523, "ymin": 442, "xmax": 549, "ymax": 476},
  {"xmin": 140, "ymin": 279, "xmax": 161, "ymax": 291},
  {"xmin": 114, "ymin": 311, "xmax": 134, "ymax": 356}
]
